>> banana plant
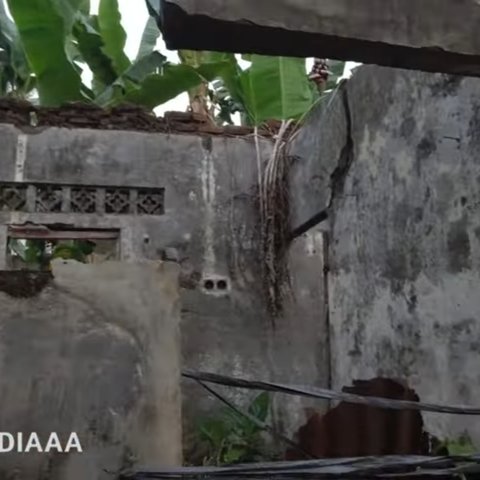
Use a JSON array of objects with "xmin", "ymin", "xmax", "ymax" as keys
[
  {"xmin": 209, "ymin": 54, "xmax": 345, "ymax": 125},
  {"xmin": 0, "ymin": 0, "xmax": 35, "ymax": 97},
  {"xmin": 240, "ymin": 55, "xmax": 315, "ymax": 125},
  {"xmin": 179, "ymin": 50, "xmax": 212, "ymax": 117},
  {"xmin": 6, "ymin": 0, "xmax": 86, "ymax": 104},
  {"xmin": 4, "ymin": 0, "xmax": 345, "ymax": 124},
  {"xmin": 6, "ymin": 0, "xmax": 229, "ymax": 107}
]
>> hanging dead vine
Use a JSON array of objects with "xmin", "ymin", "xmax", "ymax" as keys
[
  {"xmin": 254, "ymin": 79, "xmax": 346, "ymax": 322},
  {"xmin": 255, "ymin": 120, "xmax": 295, "ymax": 321}
]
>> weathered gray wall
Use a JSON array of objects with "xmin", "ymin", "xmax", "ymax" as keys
[
  {"xmin": 290, "ymin": 65, "xmax": 480, "ymax": 443},
  {"xmin": 0, "ymin": 260, "xmax": 182, "ymax": 479},
  {"xmin": 0, "ymin": 126, "xmax": 329, "ymax": 449}
]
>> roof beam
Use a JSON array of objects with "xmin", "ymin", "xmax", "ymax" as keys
[{"xmin": 159, "ymin": 0, "xmax": 480, "ymax": 77}]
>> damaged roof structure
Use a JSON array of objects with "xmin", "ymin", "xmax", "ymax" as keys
[{"xmin": 157, "ymin": 0, "xmax": 480, "ymax": 77}]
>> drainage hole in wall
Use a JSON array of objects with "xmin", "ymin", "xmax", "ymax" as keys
[
  {"xmin": 204, "ymin": 279, "xmax": 215, "ymax": 290},
  {"xmin": 201, "ymin": 276, "xmax": 230, "ymax": 295}
]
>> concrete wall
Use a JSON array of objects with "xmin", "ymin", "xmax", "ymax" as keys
[
  {"xmin": 0, "ymin": 260, "xmax": 182, "ymax": 479},
  {"xmin": 160, "ymin": 0, "xmax": 480, "ymax": 76},
  {"xmin": 0, "ymin": 126, "xmax": 330, "ymax": 450},
  {"xmin": 290, "ymin": 65, "xmax": 480, "ymax": 443}
]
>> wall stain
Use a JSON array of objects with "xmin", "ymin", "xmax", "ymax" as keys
[
  {"xmin": 467, "ymin": 102, "xmax": 480, "ymax": 148},
  {"xmin": 431, "ymin": 75, "xmax": 463, "ymax": 97},
  {"xmin": 400, "ymin": 117, "xmax": 416, "ymax": 138},
  {"xmin": 406, "ymin": 285, "xmax": 418, "ymax": 314},
  {"xmin": 447, "ymin": 218, "xmax": 471, "ymax": 273},
  {"xmin": 383, "ymin": 246, "xmax": 422, "ymax": 295},
  {"xmin": 416, "ymin": 133, "xmax": 436, "ymax": 160},
  {"xmin": 0, "ymin": 271, "xmax": 52, "ymax": 297},
  {"xmin": 474, "ymin": 225, "xmax": 480, "ymax": 241}
]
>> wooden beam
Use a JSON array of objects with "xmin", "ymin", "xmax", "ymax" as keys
[
  {"xmin": 159, "ymin": 0, "xmax": 480, "ymax": 77},
  {"xmin": 8, "ymin": 226, "xmax": 119, "ymax": 240}
]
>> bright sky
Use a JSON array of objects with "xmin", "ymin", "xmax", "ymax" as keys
[{"xmin": 89, "ymin": 0, "xmax": 188, "ymax": 115}]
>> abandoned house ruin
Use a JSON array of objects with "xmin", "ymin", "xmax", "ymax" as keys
[
  {"xmin": 1, "ymin": 63, "xmax": 480, "ymax": 477},
  {"xmin": 1, "ymin": 1, "xmax": 480, "ymax": 477}
]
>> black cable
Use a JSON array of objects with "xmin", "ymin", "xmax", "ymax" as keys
[{"xmin": 183, "ymin": 370, "xmax": 480, "ymax": 415}]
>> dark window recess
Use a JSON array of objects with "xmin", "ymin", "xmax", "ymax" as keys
[
  {"xmin": 105, "ymin": 188, "xmax": 130, "ymax": 214},
  {"xmin": 0, "ymin": 184, "xmax": 27, "ymax": 212},
  {"xmin": 0, "ymin": 182, "xmax": 165, "ymax": 216},
  {"xmin": 137, "ymin": 188, "xmax": 164, "ymax": 215},
  {"xmin": 71, "ymin": 187, "xmax": 96, "ymax": 213},
  {"xmin": 6, "ymin": 226, "xmax": 119, "ymax": 271},
  {"xmin": 35, "ymin": 185, "xmax": 63, "ymax": 213}
]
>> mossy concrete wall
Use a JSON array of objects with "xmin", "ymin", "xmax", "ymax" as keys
[
  {"xmin": 290, "ymin": 65, "xmax": 480, "ymax": 443},
  {"xmin": 0, "ymin": 125, "xmax": 330, "ymax": 458}
]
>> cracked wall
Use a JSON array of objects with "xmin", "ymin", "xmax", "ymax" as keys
[
  {"xmin": 0, "ymin": 260, "xmax": 182, "ymax": 479},
  {"xmin": 0, "ymin": 124, "xmax": 330, "ymax": 454},
  {"xmin": 290, "ymin": 65, "xmax": 480, "ymax": 443}
]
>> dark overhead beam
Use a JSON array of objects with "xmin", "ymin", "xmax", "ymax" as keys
[{"xmin": 158, "ymin": 0, "xmax": 480, "ymax": 77}]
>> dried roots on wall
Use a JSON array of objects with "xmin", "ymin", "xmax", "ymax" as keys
[{"xmin": 256, "ymin": 121, "xmax": 295, "ymax": 321}]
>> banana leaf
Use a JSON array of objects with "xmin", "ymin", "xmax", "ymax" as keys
[
  {"xmin": 7, "ymin": 0, "xmax": 84, "ymax": 105},
  {"xmin": 97, "ymin": 0, "xmax": 130, "ymax": 75},
  {"xmin": 239, "ymin": 55, "xmax": 314, "ymax": 124},
  {"xmin": 136, "ymin": 16, "xmax": 160, "ymax": 60}
]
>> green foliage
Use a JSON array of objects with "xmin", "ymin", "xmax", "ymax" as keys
[
  {"xmin": 51, "ymin": 240, "xmax": 94, "ymax": 262},
  {"xmin": 5, "ymin": 0, "xmax": 228, "ymax": 108},
  {"xmin": 239, "ymin": 55, "xmax": 314, "ymax": 125},
  {"xmin": 8, "ymin": 239, "xmax": 47, "ymax": 268},
  {"xmin": 97, "ymin": 0, "xmax": 130, "ymax": 74},
  {"xmin": 6, "ymin": 0, "xmax": 83, "ymax": 105},
  {"xmin": 73, "ymin": 15, "xmax": 118, "ymax": 91},
  {"xmin": 0, "ymin": 0, "xmax": 33, "ymax": 97},
  {"xmin": 435, "ymin": 433, "xmax": 476, "ymax": 456},
  {"xmin": 209, "ymin": 80, "xmax": 244, "ymax": 125},
  {"xmin": 8, "ymin": 239, "xmax": 95, "ymax": 269},
  {"xmin": 123, "ymin": 59, "xmax": 229, "ymax": 110},
  {"xmin": 2, "ymin": 0, "xmax": 346, "ymax": 123},
  {"xmin": 198, "ymin": 392, "xmax": 271, "ymax": 465},
  {"xmin": 136, "ymin": 16, "xmax": 160, "ymax": 60},
  {"xmin": 210, "ymin": 55, "xmax": 346, "ymax": 126}
]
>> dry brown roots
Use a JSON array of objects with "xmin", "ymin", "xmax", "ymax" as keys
[{"xmin": 256, "ymin": 120, "xmax": 294, "ymax": 321}]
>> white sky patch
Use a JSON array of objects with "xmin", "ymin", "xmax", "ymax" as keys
[{"xmin": 89, "ymin": 0, "xmax": 186, "ymax": 115}]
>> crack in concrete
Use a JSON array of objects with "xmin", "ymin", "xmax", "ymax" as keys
[
  {"xmin": 289, "ymin": 84, "xmax": 354, "ymax": 240},
  {"xmin": 328, "ymin": 84, "xmax": 354, "ymax": 210}
]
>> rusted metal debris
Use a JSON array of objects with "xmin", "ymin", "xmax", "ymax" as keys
[{"xmin": 285, "ymin": 378, "xmax": 435, "ymax": 459}]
